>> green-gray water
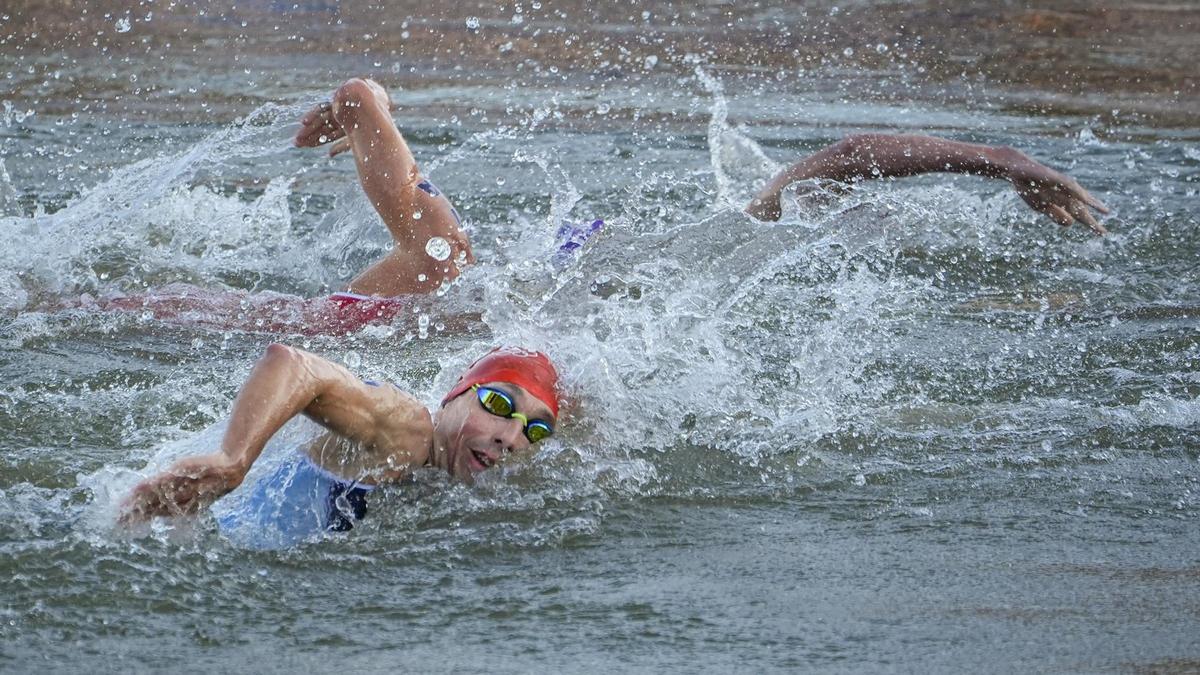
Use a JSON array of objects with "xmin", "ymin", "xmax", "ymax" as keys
[{"xmin": 2, "ymin": 2, "xmax": 1199, "ymax": 672}]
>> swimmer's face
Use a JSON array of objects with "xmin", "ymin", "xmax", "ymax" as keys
[{"xmin": 434, "ymin": 381, "xmax": 556, "ymax": 481}]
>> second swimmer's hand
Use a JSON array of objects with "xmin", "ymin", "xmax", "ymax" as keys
[
  {"xmin": 118, "ymin": 455, "xmax": 242, "ymax": 525},
  {"xmin": 294, "ymin": 79, "xmax": 398, "ymax": 157},
  {"xmin": 745, "ymin": 192, "xmax": 783, "ymax": 221},
  {"xmin": 1001, "ymin": 149, "xmax": 1111, "ymax": 235},
  {"xmin": 294, "ymin": 100, "xmax": 346, "ymax": 150}
]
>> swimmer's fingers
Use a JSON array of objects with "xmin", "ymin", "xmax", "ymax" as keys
[
  {"xmin": 328, "ymin": 137, "xmax": 352, "ymax": 158},
  {"xmin": 117, "ymin": 469, "xmax": 216, "ymax": 524},
  {"xmin": 1045, "ymin": 204, "xmax": 1074, "ymax": 227},
  {"xmin": 297, "ymin": 101, "xmax": 331, "ymax": 128},
  {"xmin": 1069, "ymin": 183, "xmax": 1110, "ymax": 215},
  {"xmin": 1017, "ymin": 180, "xmax": 1108, "ymax": 235},
  {"xmin": 1016, "ymin": 183, "xmax": 1060, "ymax": 223},
  {"xmin": 745, "ymin": 193, "xmax": 782, "ymax": 221},
  {"xmin": 295, "ymin": 120, "xmax": 345, "ymax": 148},
  {"xmin": 295, "ymin": 101, "xmax": 345, "ymax": 148},
  {"xmin": 1070, "ymin": 201, "xmax": 1108, "ymax": 236},
  {"xmin": 1050, "ymin": 184, "xmax": 1109, "ymax": 235},
  {"xmin": 118, "ymin": 481, "xmax": 171, "ymax": 525},
  {"xmin": 296, "ymin": 124, "xmax": 346, "ymax": 149}
]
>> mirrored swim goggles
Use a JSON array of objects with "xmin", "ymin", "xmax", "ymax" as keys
[{"xmin": 472, "ymin": 384, "xmax": 554, "ymax": 443}]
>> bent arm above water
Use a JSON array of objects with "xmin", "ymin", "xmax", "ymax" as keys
[
  {"xmin": 746, "ymin": 134, "xmax": 1108, "ymax": 233},
  {"xmin": 120, "ymin": 344, "xmax": 420, "ymax": 522},
  {"xmin": 296, "ymin": 78, "xmax": 474, "ymax": 295}
]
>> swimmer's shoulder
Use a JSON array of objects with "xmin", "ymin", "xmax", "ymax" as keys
[{"xmin": 361, "ymin": 379, "xmax": 435, "ymax": 466}]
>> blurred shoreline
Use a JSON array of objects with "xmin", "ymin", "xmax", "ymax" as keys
[{"xmin": 1, "ymin": 0, "xmax": 1197, "ymax": 126}]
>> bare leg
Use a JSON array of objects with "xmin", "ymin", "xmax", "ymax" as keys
[{"xmin": 296, "ymin": 78, "xmax": 475, "ymax": 296}]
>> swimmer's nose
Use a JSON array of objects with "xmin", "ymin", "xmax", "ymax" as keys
[{"xmin": 493, "ymin": 419, "xmax": 529, "ymax": 454}]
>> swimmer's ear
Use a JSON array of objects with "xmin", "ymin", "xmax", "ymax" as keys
[{"xmin": 328, "ymin": 138, "xmax": 352, "ymax": 158}]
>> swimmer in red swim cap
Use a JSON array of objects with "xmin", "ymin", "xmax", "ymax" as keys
[
  {"xmin": 120, "ymin": 344, "xmax": 561, "ymax": 539},
  {"xmin": 431, "ymin": 347, "xmax": 560, "ymax": 479}
]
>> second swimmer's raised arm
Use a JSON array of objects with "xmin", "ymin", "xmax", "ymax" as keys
[{"xmin": 747, "ymin": 134, "xmax": 1109, "ymax": 234}]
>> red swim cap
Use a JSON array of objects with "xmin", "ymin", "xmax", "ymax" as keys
[{"xmin": 441, "ymin": 347, "xmax": 560, "ymax": 418}]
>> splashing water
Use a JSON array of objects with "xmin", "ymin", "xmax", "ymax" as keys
[{"xmin": 1, "ymin": 45, "xmax": 1198, "ymax": 672}]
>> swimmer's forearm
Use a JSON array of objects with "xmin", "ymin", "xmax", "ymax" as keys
[
  {"xmin": 333, "ymin": 79, "xmax": 422, "ymax": 201},
  {"xmin": 747, "ymin": 134, "xmax": 1019, "ymax": 221},
  {"xmin": 774, "ymin": 134, "xmax": 1011, "ymax": 189}
]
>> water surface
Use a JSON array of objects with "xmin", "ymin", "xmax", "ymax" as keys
[{"xmin": 1, "ymin": 3, "xmax": 1199, "ymax": 672}]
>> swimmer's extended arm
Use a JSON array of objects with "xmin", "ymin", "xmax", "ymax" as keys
[
  {"xmin": 119, "ymin": 344, "xmax": 429, "ymax": 523},
  {"xmin": 295, "ymin": 78, "xmax": 474, "ymax": 296},
  {"xmin": 746, "ymin": 134, "xmax": 1109, "ymax": 234}
]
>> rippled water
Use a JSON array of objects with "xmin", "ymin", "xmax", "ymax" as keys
[{"xmin": 2, "ymin": 20, "xmax": 1200, "ymax": 673}]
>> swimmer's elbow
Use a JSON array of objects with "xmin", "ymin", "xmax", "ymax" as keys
[
  {"xmin": 262, "ymin": 342, "xmax": 297, "ymax": 362},
  {"xmin": 332, "ymin": 78, "xmax": 377, "ymax": 128},
  {"xmin": 261, "ymin": 343, "xmax": 357, "ymax": 404},
  {"xmin": 334, "ymin": 78, "xmax": 374, "ymax": 108},
  {"xmin": 260, "ymin": 342, "xmax": 303, "ymax": 374},
  {"xmin": 259, "ymin": 343, "xmax": 322, "ymax": 390}
]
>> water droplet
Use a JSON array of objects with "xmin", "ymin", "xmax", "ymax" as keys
[
  {"xmin": 425, "ymin": 237, "xmax": 451, "ymax": 261},
  {"xmin": 496, "ymin": 176, "xmax": 506, "ymax": 186},
  {"xmin": 115, "ymin": 17, "xmax": 132, "ymax": 33},
  {"xmin": 411, "ymin": 210, "xmax": 422, "ymax": 220},
  {"xmin": 875, "ymin": 43, "xmax": 888, "ymax": 53},
  {"xmin": 465, "ymin": 16, "xmax": 480, "ymax": 29},
  {"xmin": 417, "ymin": 314, "xmax": 430, "ymax": 339},
  {"xmin": 344, "ymin": 350, "xmax": 362, "ymax": 369},
  {"xmin": 416, "ymin": 273, "xmax": 427, "ymax": 282},
  {"xmin": 842, "ymin": 47, "xmax": 854, "ymax": 57}
]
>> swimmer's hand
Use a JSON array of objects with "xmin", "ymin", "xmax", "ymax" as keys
[
  {"xmin": 118, "ymin": 454, "xmax": 243, "ymax": 525},
  {"xmin": 745, "ymin": 192, "xmax": 782, "ymax": 222},
  {"xmin": 1001, "ymin": 150, "xmax": 1110, "ymax": 235},
  {"xmin": 295, "ymin": 101, "xmax": 346, "ymax": 153},
  {"xmin": 294, "ymin": 79, "xmax": 397, "ymax": 158}
]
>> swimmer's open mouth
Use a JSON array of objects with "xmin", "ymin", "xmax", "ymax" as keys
[{"xmin": 471, "ymin": 449, "xmax": 495, "ymax": 469}]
